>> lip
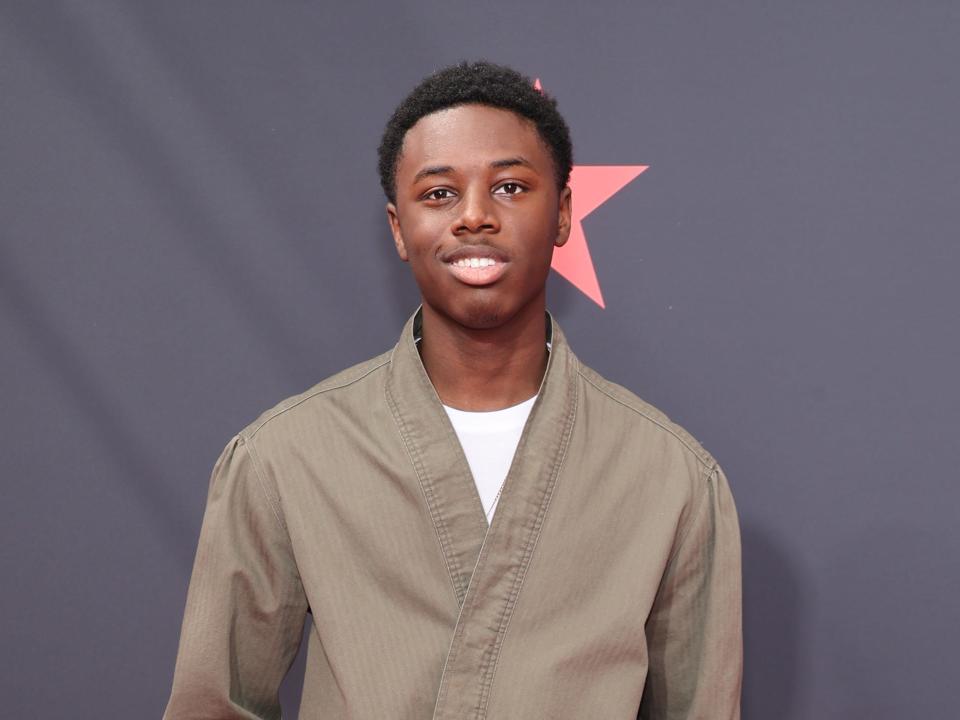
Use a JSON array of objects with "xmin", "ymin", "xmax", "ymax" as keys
[
  {"xmin": 441, "ymin": 244, "xmax": 510, "ymax": 287},
  {"xmin": 441, "ymin": 244, "xmax": 510, "ymax": 264}
]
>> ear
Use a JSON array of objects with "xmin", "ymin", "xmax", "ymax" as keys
[
  {"xmin": 386, "ymin": 202, "xmax": 409, "ymax": 261},
  {"xmin": 554, "ymin": 185, "xmax": 572, "ymax": 248}
]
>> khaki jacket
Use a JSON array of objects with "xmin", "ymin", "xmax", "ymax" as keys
[{"xmin": 164, "ymin": 308, "xmax": 742, "ymax": 719}]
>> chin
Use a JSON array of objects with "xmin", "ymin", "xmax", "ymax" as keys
[
  {"xmin": 461, "ymin": 309, "xmax": 504, "ymax": 330},
  {"xmin": 456, "ymin": 298, "xmax": 506, "ymax": 329},
  {"xmin": 442, "ymin": 294, "xmax": 512, "ymax": 331}
]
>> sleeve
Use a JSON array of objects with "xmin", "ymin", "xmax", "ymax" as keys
[
  {"xmin": 638, "ymin": 463, "xmax": 743, "ymax": 720},
  {"xmin": 163, "ymin": 434, "xmax": 309, "ymax": 720}
]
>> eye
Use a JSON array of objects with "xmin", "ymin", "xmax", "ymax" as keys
[
  {"xmin": 423, "ymin": 188, "xmax": 455, "ymax": 202},
  {"xmin": 493, "ymin": 182, "xmax": 526, "ymax": 196}
]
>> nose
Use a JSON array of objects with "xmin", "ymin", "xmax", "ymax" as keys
[{"xmin": 452, "ymin": 184, "xmax": 499, "ymax": 235}]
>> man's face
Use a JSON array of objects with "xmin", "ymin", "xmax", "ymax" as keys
[{"xmin": 386, "ymin": 104, "xmax": 572, "ymax": 330}]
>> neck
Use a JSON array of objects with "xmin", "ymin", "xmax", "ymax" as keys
[{"xmin": 418, "ymin": 299, "xmax": 549, "ymax": 412}]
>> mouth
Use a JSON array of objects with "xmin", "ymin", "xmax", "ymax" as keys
[{"xmin": 442, "ymin": 246, "xmax": 510, "ymax": 286}]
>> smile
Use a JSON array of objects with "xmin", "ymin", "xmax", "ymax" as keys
[
  {"xmin": 445, "ymin": 255, "xmax": 508, "ymax": 286},
  {"xmin": 452, "ymin": 257, "xmax": 496, "ymax": 268}
]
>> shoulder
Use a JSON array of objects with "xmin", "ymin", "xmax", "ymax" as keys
[
  {"xmin": 237, "ymin": 348, "xmax": 393, "ymax": 443},
  {"xmin": 575, "ymin": 360, "xmax": 720, "ymax": 475}
]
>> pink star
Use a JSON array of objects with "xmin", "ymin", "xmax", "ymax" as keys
[
  {"xmin": 554, "ymin": 165, "xmax": 647, "ymax": 308},
  {"xmin": 534, "ymin": 79, "xmax": 647, "ymax": 308}
]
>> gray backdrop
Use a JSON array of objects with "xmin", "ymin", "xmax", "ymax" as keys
[{"xmin": 2, "ymin": 2, "xmax": 958, "ymax": 718}]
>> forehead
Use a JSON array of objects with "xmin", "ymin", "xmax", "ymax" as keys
[{"xmin": 398, "ymin": 104, "xmax": 552, "ymax": 173}]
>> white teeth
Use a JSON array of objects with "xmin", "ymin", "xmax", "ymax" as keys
[{"xmin": 452, "ymin": 257, "xmax": 497, "ymax": 268}]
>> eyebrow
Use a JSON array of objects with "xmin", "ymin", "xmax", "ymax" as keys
[
  {"xmin": 411, "ymin": 156, "xmax": 535, "ymax": 185},
  {"xmin": 412, "ymin": 165, "xmax": 454, "ymax": 185},
  {"xmin": 490, "ymin": 156, "xmax": 534, "ymax": 171}
]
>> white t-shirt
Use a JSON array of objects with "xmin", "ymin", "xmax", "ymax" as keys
[{"xmin": 442, "ymin": 394, "xmax": 537, "ymax": 524}]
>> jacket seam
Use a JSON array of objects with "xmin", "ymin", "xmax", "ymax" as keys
[
  {"xmin": 245, "ymin": 355, "xmax": 391, "ymax": 439},
  {"xmin": 577, "ymin": 369, "xmax": 715, "ymax": 473},
  {"xmin": 658, "ymin": 464, "xmax": 716, "ymax": 585},
  {"xmin": 238, "ymin": 436, "xmax": 308, "ymax": 618},
  {"xmin": 239, "ymin": 435, "xmax": 287, "ymax": 534}
]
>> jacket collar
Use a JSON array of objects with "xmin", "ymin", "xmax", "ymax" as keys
[{"xmin": 384, "ymin": 306, "xmax": 579, "ymax": 609}]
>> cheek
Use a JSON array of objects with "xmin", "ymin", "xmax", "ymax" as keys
[
  {"xmin": 402, "ymin": 217, "xmax": 445, "ymax": 257},
  {"xmin": 403, "ymin": 227, "xmax": 444, "ymax": 283},
  {"xmin": 515, "ymin": 219, "xmax": 560, "ymax": 262}
]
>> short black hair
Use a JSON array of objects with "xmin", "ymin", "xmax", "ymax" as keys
[{"xmin": 377, "ymin": 60, "xmax": 573, "ymax": 204}]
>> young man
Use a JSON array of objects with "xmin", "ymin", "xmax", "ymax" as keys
[{"xmin": 164, "ymin": 61, "xmax": 742, "ymax": 719}]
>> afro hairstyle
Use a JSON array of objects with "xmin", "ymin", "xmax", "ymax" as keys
[{"xmin": 377, "ymin": 60, "xmax": 573, "ymax": 204}]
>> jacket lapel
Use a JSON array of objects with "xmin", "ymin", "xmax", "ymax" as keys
[
  {"xmin": 385, "ymin": 307, "xmax": 580, "ymax": 719},
  {"xmin": 385, "ymin": 307, "xmax": 488, "ymax": 608}
]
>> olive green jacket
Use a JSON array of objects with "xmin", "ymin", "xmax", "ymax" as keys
[{"xmin": 163, "ymin": 308, "xmax": 742, "ymax": 719}]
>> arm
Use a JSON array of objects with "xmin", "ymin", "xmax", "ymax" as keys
[
  {"xmin": 163, "ymin": 435, "xmax": 309, "ymax": 720},
  {"xmin": 639, "ymin": 463, "xmax": 743, "ymax": 720}
]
